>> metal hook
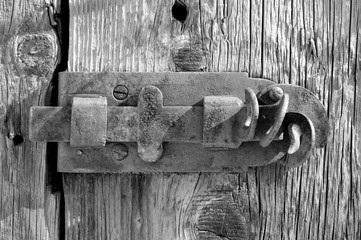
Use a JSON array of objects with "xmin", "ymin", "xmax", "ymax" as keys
[{"xmin": 259, "ymin": 94, "xmax": 289, "ymax": 147}]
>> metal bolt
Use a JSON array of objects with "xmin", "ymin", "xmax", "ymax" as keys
[
  {"xmin": 268, "ymin": 87, "xmax": 284, "ymax": 102},
  {"xmin": 113, "ymin": 85, "xmax": 129, "ymax": 101},
  {"xmin": 111, "ymin": 143, "xmax": 128, "ymax": 162}
]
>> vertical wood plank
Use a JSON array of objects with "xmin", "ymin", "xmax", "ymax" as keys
[{"xmin": 0, "ymin": 0, "xmax": 61, "ymax": 239}]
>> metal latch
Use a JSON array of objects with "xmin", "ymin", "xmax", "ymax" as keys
[{"xmin": 29, "ymin": 72, "xmax": 329, "ymax": 173}]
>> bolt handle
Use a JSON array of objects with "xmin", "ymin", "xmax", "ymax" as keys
[
  {"xmin": 242, "ymin": 88, "xmax": 259, "ymax": 140},
  {"xmin": 259, "ymin": 94, "xmax": 289, "ymax": 147},
  {"xmin": 137, "ymin": 86, "xmax": 165, "ymax": 162}
]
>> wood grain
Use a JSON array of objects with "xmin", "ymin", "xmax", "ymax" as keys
[
  {"xmin": 64, "ymin": 0, "xmax": 361, "ymax": 239},
  {"xmin": 0, "ymin": 0, "xmax": 61, "ymax": 239}
]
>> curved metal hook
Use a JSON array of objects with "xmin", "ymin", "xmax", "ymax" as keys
[
  {"xmin": 242, "ymin": 88, "xmax": 259, "ymax": 140},
  {"xmin": 259, "ymin": 94, "xmax": 289, "ymax": 147},
  {"xmin": 280, "ymin": 112, "xmax": 316, "ymax": 167}
]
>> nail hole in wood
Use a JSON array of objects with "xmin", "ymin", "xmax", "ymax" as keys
[
  {"xmin": 172, "ymin": 1, "xmax": 188, "ymax": 23},
  {"xmin": 13, "ymin": 134, "xmax": 24, "ymax": 145}
]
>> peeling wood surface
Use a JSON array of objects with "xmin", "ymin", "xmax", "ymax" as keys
[
  {"xmin": 0, "ymin": 0, "xmax": 61, "ymax": 239},
  {"xmin": 63, "ymin": 0, "xmax": 361, "ymax": 239}
]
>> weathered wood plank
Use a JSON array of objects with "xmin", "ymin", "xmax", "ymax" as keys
[
  {"xmin": 63, "ymin": 0, "xmax": 361, "ymax": 239},
  {"xmin": 0, "ymin": 0, "xmax": 61, "ymax": 239}
]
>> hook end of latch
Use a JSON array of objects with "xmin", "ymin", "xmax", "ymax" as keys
[
  {"xmin": 277, "ymin": 84, "xmax": 329, "ymax": 148},
  {"xmin": 280, "ymin": 113, "xmax": 316, "ymax": 168},
  {"xmin": 254, "ymin": 84, "xmax": 329, "ymax": 168}
]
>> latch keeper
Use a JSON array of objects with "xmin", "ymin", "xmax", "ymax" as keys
[{"xmin": 70, "ymin": 95, "xmax": 107, "ymax": 148}]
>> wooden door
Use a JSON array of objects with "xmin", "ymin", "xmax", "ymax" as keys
[
  {"xmin": 1, "ymin": 0, "xmax": 361, "ymax": 239},
  {"xmin": 0, "ymin": 0, "xmax": 62, "ymax": 239}
]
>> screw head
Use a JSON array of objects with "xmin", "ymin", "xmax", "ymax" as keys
[
  {"xmin": 111, "ymin": 143, "xmax": 128, "ymax": 162},
  {"xmin": 113, "ymin": 85, "xmax": 129, "ymax": 101}
]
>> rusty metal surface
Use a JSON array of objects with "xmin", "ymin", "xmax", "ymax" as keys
[
  {"xmin": 57, "ymin": 72, "xmax": 274, "ymax": 106},
  {"xmin": 29, "ymin": 106, "xmax": 70, "ymax": 142},
  {"xmin": 29, "ymin": 72, "xmax": 329, "ymax": 172},
  {"xmin": 137, "ymin": 86, "xmax": 165, "ymax": 162},
  {"xmin": 70, "ymin": 96, "xmax": 107, "ymax": 148},
  {"xmin": 58, "ymin": 142, "xmax": 289, "ymax": 173},
  {"xmin": 203, "ymin": 95, "xmax": 245, "ymax": 149},
  {"xmin": 30, "ymin": 103, "xmax": 283, "ymax": 143}
]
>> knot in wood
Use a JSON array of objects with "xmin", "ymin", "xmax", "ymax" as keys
[
  {"xmin": 196, "ymin": 196, "xmax": 248, "ymax": 240},
  {"xmin": 172, "ymin": 39, "xmax": 206, "ymax": 71},
  {"xmin": 15, "ymin": 34, "xmax": 56, "ymax": 76}
]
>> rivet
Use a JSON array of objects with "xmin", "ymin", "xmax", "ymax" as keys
[{"xmin": 113, "ymin": 85, "xmax": 129, "ymax": 101}]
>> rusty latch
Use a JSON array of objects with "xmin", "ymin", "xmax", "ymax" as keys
[{"xmin": 29, "ymin": 72, "xmax": 329, "ymax": 173}]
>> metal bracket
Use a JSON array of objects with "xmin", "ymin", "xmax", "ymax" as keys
[
  {"xmin": 29, "ymin": 72, "xmax": 329, "ymax": 173},
  {"xmin": 70, "ymin": 95, "xmax": 107, "ymax": 148}
]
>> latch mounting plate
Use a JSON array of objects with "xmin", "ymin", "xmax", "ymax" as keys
[{"xmin": 29, "ymin": 72, "xmax": 329, "ymax": 173}]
